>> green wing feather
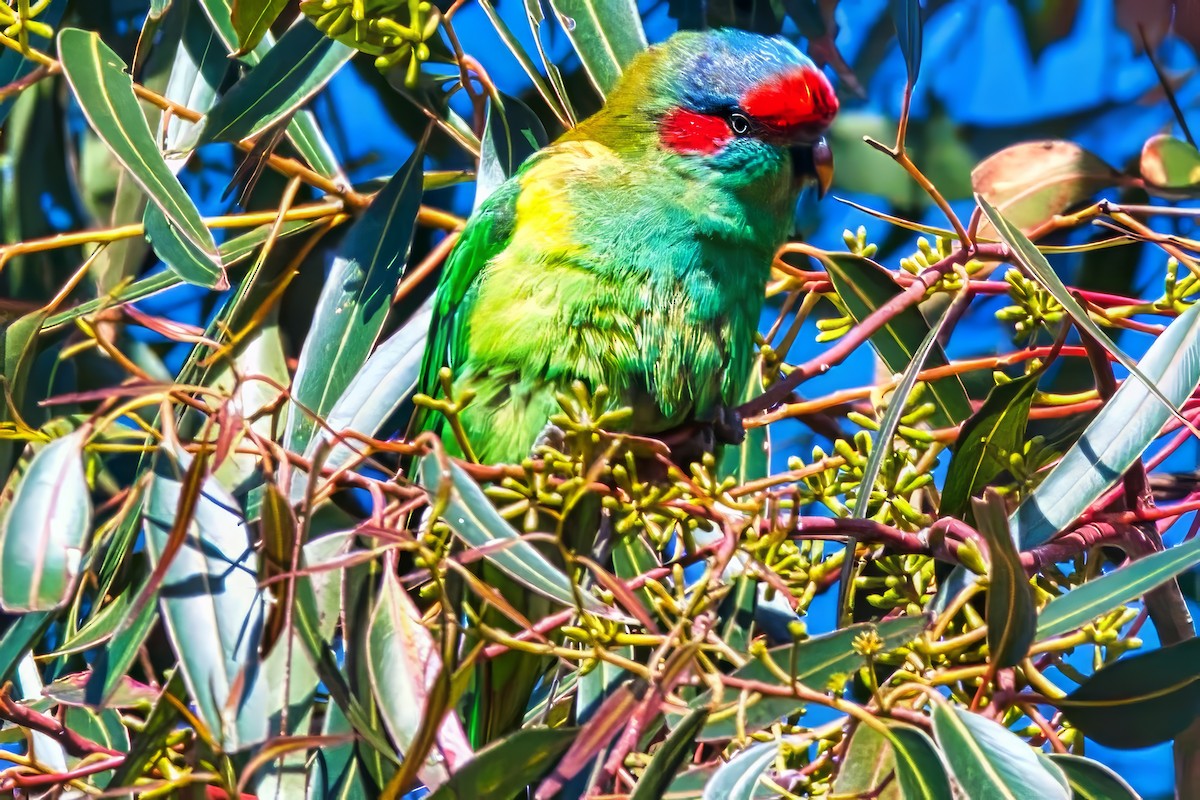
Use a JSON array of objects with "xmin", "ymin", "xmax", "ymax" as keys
[{"xmin": 410, "ymin": 177, "xmax": 520, "ymax": 443}]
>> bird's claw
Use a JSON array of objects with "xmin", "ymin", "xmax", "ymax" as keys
[{"xmin": 713, "ymin": 405, "xmax": 746, "ymax": 446}]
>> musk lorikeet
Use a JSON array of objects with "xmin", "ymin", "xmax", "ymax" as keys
[{"xmin": 414, "ymin": 28, "xmax": 838, "ymax": 745}]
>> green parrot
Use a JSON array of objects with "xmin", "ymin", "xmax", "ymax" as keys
[{"xmin": 414, "ymin": 28, "xmax": 838, "ymax": 745}]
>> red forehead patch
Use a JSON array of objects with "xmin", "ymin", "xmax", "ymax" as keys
[
  {"xmin": 660, "ymin": 108, "xmax": 733, "ymax": 155},
  {"xmin": 741, "ymin": 67, "xmax": 838, "ymax": 137}
]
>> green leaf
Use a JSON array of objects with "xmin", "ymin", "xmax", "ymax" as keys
[
  {"xmin": 1004, "ymin": 300, "xmax": 1200, "ymax": 549},
  {"xmin": 890, "ymin": 0, "xmax": 922, "ymax": 84},
  {"xmin": 43, "ymin": 216, "xmax": 321, "ymax": 331},
  {"xmin": 284, "ymin": 145, "xmax": 424, "ymax": 454},
  {"xmin": 367, "ymin": 570, "xmax": 472, "ymax": 790},
  {"xmin": 1141, "ymin": 133, "xmax": 1200, "ymax": 190},
  {"xmin": 832, "ymin": 723, "xmax": 898, "ymax": 798},
  {"xmin": 630, "ymin": 707, "xmax": 709, "ymax": 800},
  {"xmin": 104, "ymin": 671, "xmax": 187, "ymax": 791},
  {"xmin": 162, "ymin": 0, "xmax": 229, "ymax": 171},
  {"xmin": 419, "ymin": 454, "xmax": 610, "ymax": 614},
  {"xmin": 545, "ymin": 0, "xmax": 647, "ymax": 97},
  {"xmin": 1046, "ymin": 754, "xmax": 1142, "ymax": 799},
  {"xmin": 1058, "ymin": 637, "xmax": 1200, "ymax": 749},
  {"xmin": 887, "ymin": 723, "xmax": 954, "ymax": 800},
  {"xmin": 476, "ymin": 93, "xmax": 548, "ymax": 209},
  {"xmin": 702, "ymin": 740, "xmax": 777, "ymax": 800},
  {"xmin": 932, "ymin": 704, "xmax": 1069, "ymax": 799},
  {"xmin": 196, "ymin": 0, "xmax": 345, "ymax": 178},
  {"xmin": 231, "ymin": 0, "xmax": 289, "ymax": 53},
  {"xmin": 973, "ymin": 141, "xmax": 1126, "ymax": 234},
  {"xmin": 57, "ymin": 28, "xmax": 224, "ymax": 288},
  {"xmin": 941, "ymin": 372, "xmax": 1039, "ymax": 519},
  {"xmin": 684, "ymin": 616, "xmax": 928, "ymax": 741},
  {"xmin": 303, "ymin": 303, "xmax": 432, "ymax": 477},
  {"xmin": 425, "ymin": 727, "xmax": 576, "ymax": 800},
  {"xmin": 822, "ymin": 252, "xmax": 970, "ymax": 428},
  {"xmin": 87, "ymin": 578, "xmax": 158, "ymax": 704},
  {"xmin": 189, "ymin": 19, "xmax": 353, "ymax": 149},
  {"xmin": 855, "ymin": 302, "xmax": 957, "ymax": 518},
  {"xmin": 0, "ymin": 429, "xmax": 92, "ymax": 612},
  {"xmin": 973, "ymin": 491, "xmax": 1036, "ymax": 668},
  {"xmin": 1038, "ymin": 534, "xmax": 1200, "ymax": 640},
  {"xmin": 477, "ymin": 0, "xmax": 572, "ymax": 128},
  {"xmin": 144, "ymin": 446, "xmax": 269, "ymax": 750},
  {"xmin": 0, "ymin": 612, "xmax": 53, "ymax": 685},
  {"xmin": 720, "ymin": 354, "xmax": 770, "ymax": 484}
]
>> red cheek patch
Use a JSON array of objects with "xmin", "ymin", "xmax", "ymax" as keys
[
  {"xmin": 741, "ymin": 67, "xmax": 838, "ymax": 138},
  {"xmin": 660, "ymin": 108, "xmax": 733, "ymax": 155}
]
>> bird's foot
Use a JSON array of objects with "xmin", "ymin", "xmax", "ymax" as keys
[
  {"xmin": 532, "ymin": 422, "xmax": 567, "ymax": 454},
  {"xmin": 713, "ymin": 405, "xmax": 746, "ymax": 446}
]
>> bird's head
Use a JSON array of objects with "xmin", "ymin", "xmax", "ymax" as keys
[{"xmin": 581, "ymin": 29, "xmax": 838, "ymax": 197}]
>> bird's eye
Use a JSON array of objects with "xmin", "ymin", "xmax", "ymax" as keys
[{"xmin": 729, "ymin": 112, "xmax": 751, "ymax": 136}]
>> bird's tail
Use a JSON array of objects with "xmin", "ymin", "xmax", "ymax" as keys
[{"xmin": 466, "ymin": 493, "xmax": 602, "ymax": 747}]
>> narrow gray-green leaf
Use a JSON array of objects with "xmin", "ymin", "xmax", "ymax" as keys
[
  {"xmin": 231, "ymin": 0, "xmax": 289, "ymax": 53},
  {"xmin": 58, "ymin": 28, "xmax": 224, "ymax": 288},
  {"xmin": 367, "ymin": 570, "xmax": 472, "ymax": 789},
  {"xmin": 890, "ymin": 0, "xmax": 922, "ymax": 84},
  {"xmin": 973, "ymin": 491, "xmax": 1036, "ymax": 668},
  {"xmin": 144, "ymin": 446, "xmax": 269, "ymax": 750},
  {"xmin": 284, "ymin": 146, "xmax": 423, "ymax": 454},
  {"xmin": 823, "ymin": 253, "xmax": 970, "ymax": 430},
  {"xmin": 0, "ymin": 430, "xmax": 92, "ymax": 612},
  {"xmin": 190, "ymin": 19, "xmax": 353, "ymax": 148},
  {"xmin": 982, "ymin": 195, "xmax": 1196, "ymax": 487},
  {"xmin": 887, "ymin": 723, "xmax": 954, "ymax": 800},
  {"xmin": 630, "ymin": 707, "xmax": 708, "ymax": 800},
  {"xmin": 163, "ymin": 0, "xmax": 229, "ymax": 172},
  {"xmin": 476, "ymin": 93, "xmax": 548, "ymax": 210},
  {"xmin": 703, "ymin": 740, "xmax": 777, "ymax": 800},
  {"xmin": 420, "ymin": 454, "xmax": 610, "ymax": 614},
  {"xmin": 833, "ymin": 723, "xmax": 895, "ymax": 797},
  {"xmin": 425, "ymin": 727, "xmax": 575, "ymax": 800},
  {"xmin": 932, "ymin": 704, "xmax": 1069, "ymax": 800},
  {"xmin": 1047, "ymin": 754, "xmax": 1142, "ymax": 800},
  {"xmin": 302, "ymin": 302, "xmax": 432, "ymax": 480},
  {"xmin": 1038, "ymin": 533, "xmax": 1200, "ymax": 640},
  {"xmin": 195, "ymin": 0, "xmax": 344, "ymax": 177},
  {"xmin": 546, "ymin": 0, "xmax": 646, "ymax": 97},
  {"xmin": 1006, "ymin": 300, "xmax": 1200, "ymax": 549}
]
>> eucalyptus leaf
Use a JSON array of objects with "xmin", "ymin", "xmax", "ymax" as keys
[
  {"xmin": 702, "ymin": 740, "xmax": 777, "ymax": 800},
  {"xmin": 367, "ymin": 570, "xmax": 472, "ymax": 790},
  {"xmin": 0, "ymin": 429, "xmax": 92, "ymax": 612},
  {"xmin": 932, "ymin": 704, "xmax": 1069, "ymax": 799},
  {"xmin": 1037, "ymin": 533, "xmax": 1200, "ymax": 640},
  {"xmin": 143, "ymin": 446, "xmax": 269, "ymax": 750},
  {"xmin": 890, "ymin": 0, "xmax": 922, "ymax": 84},
  {"xmin": 1047, "ymin": 754, "xmax": 1142, "ymax": 799},
  {"xmin": 1003, "ymin": 299, "xmax": 1200, "ymax": 549},
  {"xmin": 188, "ymin": 19, "xmax": 353, "ymax": 149},
  {"xmin": 285, "ymin": 145, "xmax": 424, "ymax": 454},
  {"xmin": 887, "ymin": 723, "xmax": 954, "ymax": 800},
  {"xmin": 1059, "ymin": 638, "xmax": 1200, "ymax": 749},
  {"xmin": 973, "ymin": 491, "xmax": 1036, "ymax": 668},
  {"xmin": 419, "ymin": 454, "xmax": 611, "ymax": 614},
  {"xmin": 545, "ymin": 0, "xmax": 647, "ymax": 97},
  {"xmin": 57, "ymin": 28, "xmax": 224, "ymax": 288},
  {"xmin": 941, "ymin": 372, "xmax": 1039, "ymax": 519}
]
